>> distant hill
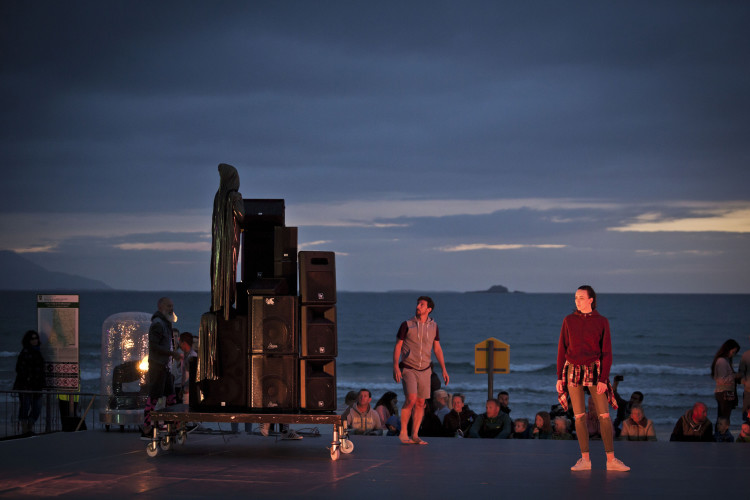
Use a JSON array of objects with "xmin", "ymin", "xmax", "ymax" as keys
[
  {"xmin": 0, "ymin": 250, "xmax": 112, "ymax": 291},
  {"xmin": 466, "ymin": 285, "xmax": 523, "ymax": 294}
]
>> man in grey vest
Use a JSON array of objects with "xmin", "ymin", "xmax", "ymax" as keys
[{"xmin": 393, "ymin": 296, "xmax": 449, "ymax": 445}]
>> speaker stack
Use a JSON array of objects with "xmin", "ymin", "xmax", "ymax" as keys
[{"xmin": 194, "ymin": 198, "xmax": 337, "ymax": 414}]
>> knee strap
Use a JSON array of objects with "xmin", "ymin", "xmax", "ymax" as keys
[
  {"xmin": 574, "ymin": 413, "xmax": 585, "ymax": 420},
  {"xmin": 599, "ymin": 413, "xmax": 611, "ymax": 420}
]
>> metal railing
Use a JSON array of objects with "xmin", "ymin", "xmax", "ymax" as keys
[{"xmin": 0, "ymin": 390, "xmax": 102, "ymax": 440}]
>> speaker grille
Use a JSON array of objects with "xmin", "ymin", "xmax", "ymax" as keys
[
  {"xmin": 250, "ymin": 355, "xmax": 297, "ymax": 410},
  {"xmin": 251, "ymin": 295, "xmax": 297, "ymax": 354}
]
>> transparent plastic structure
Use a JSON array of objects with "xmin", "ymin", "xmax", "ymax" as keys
[{"xmin": 99, "ymin": 312, "xmax": 151, "ymax": 430}]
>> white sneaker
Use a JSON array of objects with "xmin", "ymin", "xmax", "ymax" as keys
[
  {"xmin": 571, "ymin": 458, "xmax": 591, "ymax": 471},
  {"xmin": 606, "ymin": 458, "xmax": 630, "ymax": 471}
]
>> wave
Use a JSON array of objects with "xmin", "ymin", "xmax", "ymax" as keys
[
  {"xmin": 610, "ymin": 363, "xmax": 707, "ymax": 376},
  {"xmin": 0, "ymin": 351, "xmax": 16, "ymax": 358}
]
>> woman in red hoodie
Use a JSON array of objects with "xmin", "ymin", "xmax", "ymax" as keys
[{"xmin": 556, "ymin": 285, "xmax": 630, "ymax": 472}]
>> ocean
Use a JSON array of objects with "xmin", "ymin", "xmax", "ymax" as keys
[{"xmin": 1, "ymin": 290, "xmax": 749, "ymax": 431}]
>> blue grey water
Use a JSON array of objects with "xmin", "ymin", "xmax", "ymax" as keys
[{"xmin": 1, "ymin": 291, "xmax": 749, "ymax": 430}]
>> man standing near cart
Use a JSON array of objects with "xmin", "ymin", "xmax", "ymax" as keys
[
  {"xmin": 142, "ymin": 297, "xmax": 181, "ymax": 438},
  {"xmin": 393, "ymin": 296, "xmax": 449, "ymax": 445}
]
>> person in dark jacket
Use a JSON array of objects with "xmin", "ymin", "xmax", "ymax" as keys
[
  {"xmin": 670, "ymin": 402, "xmax": 715, "ymax": 442},
  {"xmin": 468, "ymin": 399, "xmax": 512, "ymax": 439},
  {"xmin": 443, "ymin": 393, "xmax": 477, "ymax": 437},
  {"xmin": 14, "ymin": 330, "xmax": 46, "ymax": 435}
]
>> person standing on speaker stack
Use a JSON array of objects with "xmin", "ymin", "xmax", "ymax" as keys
[
  {"xmin": 142, "ymin": 297, "xmax": 182, "ymax": 439},
  {"xmin": 393, "ymin": 296, "xmax": 449, "ymax": 445}
]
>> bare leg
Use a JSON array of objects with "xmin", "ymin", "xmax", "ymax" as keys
[{"xmin": 411, "ymin": 398, "xmax": 427, "ymax": 444}]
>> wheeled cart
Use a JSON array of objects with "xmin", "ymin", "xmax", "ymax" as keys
[{"xmin": 145, "ymin": 405, "xmax": 353, "ymax": 460}]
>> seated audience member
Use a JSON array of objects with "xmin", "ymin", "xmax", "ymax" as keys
[
  {"xmin": 620, "ymin": 404, "xmax": 656, "ymax": 441},
  {"xmin": 612, "ymin": 375, "xmax": 644, "ymax": 437},
  {"xmin": 346, "ymin": 389, "xmax": 382, "ymax": 435},
  {"xmin": 340, "ymin": 390, "xmax": 359, "ymax": 421},
  {"xmin": 713, "ymin": 416, "xmax": 734, "ymax": 443},
  {"xmin": 433, "ymin": 390, "xmax": 451, "ymax": 425},
  {"xmin": 586, "ymin": 397, "xmax": 601, "ymax": 439},
  {"xmin": 468, "ymin": 399, "xmax": 512, "ymax": 439},
  {"xmin": 737, "ymin": 422, "xmax": 750, "ymax": 443},
  {"xmin": 670, "ymin": 402, "xmax": 714, "ymax": 442},
  {"xmin": 443, "ymin": 393, "xmax": 476, "ymax": 437},
  {"xmin": 496, "ymin": 390, "xmax": 511, "ymax": 416},
  {"xmin": 419, "ymin": 397, "xmax": 444, "ymax": 437},
  {"xmin": 374, "ymin": 391, "xmax": 399, "ymax": 431},
  {"xmin": 552, "ymin": 416, "xmax": 574, "ymax": 440},
  {"xmin": 511, "ymin": 418, "xmax": 531, "ymax": 439},
  {"xmin": 532, "ymin": 411, "xmax": 553, "ymax": 439},
  {"xmin": 385, "ymin": 415, "xmax": 401, "ymax": 436}
]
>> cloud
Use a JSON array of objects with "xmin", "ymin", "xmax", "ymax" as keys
[
  {"xmin": 438, "ymin": 243, "xmax": 567, "ymax": 252},
  {"xmin": 610, "ymin": 207, "xmax": 750, "ymax": 233},
  {"xmin": 114, "ymin": 242, "xmax": 210, "ymax": 251}
]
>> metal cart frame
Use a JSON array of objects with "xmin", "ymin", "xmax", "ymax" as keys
[{"xmin": 146, "ymin": 405, "xmax": 353, "ymax": 460}]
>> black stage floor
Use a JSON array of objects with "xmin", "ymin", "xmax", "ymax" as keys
[{"xmin": 0, "ymin": 428, "xmax": 746, "ymax": 499}]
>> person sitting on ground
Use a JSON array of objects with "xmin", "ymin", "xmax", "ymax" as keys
[
  {"xmin": 443, "ymin": 393, "xmax": 476, "ymax": 437},
  {"xmin": 418, "ymin": 396, "xmax": 444, "ymax": 437},
  {"xmin": 433, "ymin": 390, "xmax": 451, "ymax": 425},
  {"xmin": 511, "ymin": 418, "xmax": 532, "ymax": 439},
  {"xmin": 670, "ymin": 402, "xmax": 714, "ymax": 442},
  {"xmin": 611, "ymin": 374, "xmax": 644, "ymax": 437},
  {"xmin": 496, "ymin": 390, "xmax": 511, "ymax": 416},
  {"xmin": 340, "ymin": 390, "xmax": 358, "ymax": 421},
  {"xmin": 532, "ymin": 411, "xmax": 553, "ymax": 439},
  {"xmin": 552, "ymin": 416, "xmax": 574, "ymax": 440},
  {"xmin": 713, "ymin": 417, "xmax": 734, "ymax": 443},
  {"xmin": 374, "ymin": 391, "xmax": 399, "ymax": 432},
  {"xmin": 586, "ymin": 396, "xmax": 602, "ymax": 439},
  {"xmin": 346, "ymin": 388, "xmax": 382, "ymax": 435},
  {"xmin": 620, "ymin": 404, "xmax": 656, "ymax": 441},
  {"xmin": 736, "ymin": 422, "xmax": 750, "ymax": 443},
  {"xmin": 468, "ymin": 399, "xmax": 512, "ymax": 439}
]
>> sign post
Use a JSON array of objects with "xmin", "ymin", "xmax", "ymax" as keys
[{"xmin": 474, "ymin": 337, "xmax": 509, "ymax": 400}]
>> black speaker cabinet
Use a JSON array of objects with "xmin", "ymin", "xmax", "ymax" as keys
[
  {"xmin": 300, "ymin": 359, "xmax": 336, "ymax": 411},
  {"xmin": 299, "ymin": 251, "xmax": 336, "ymax": 304},
  {"xmin": 249, "ymin": 355, "xmax": 297, "ymax": 410},
  {"xmin": 274, "ymin": 226, "xmax": 298, "ymax": 295},
  {"xmin": 251, "ymin": 295, "xmax": 297, "ymax": 354},
  {"xmin": 242, "ymin": 198, "xmax": 285, "ymax": 229},
  {"xmin": 241, "ymin": 228, "xmax": 275, "ymax": 282},
  {"xmin": 198, "ymin": 314, "xmax": 248, "ymax": 408},
  {"xmin": 300, "ymin": 304, "xmax": 337, "ymax": 357}
]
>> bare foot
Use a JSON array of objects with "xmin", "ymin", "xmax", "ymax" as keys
[
  {"xmin": 399, "ymin": 434, "xmax": 413, "ymax": 444},
  {"xmin": 412, "ymin": 436, "xmax": 428, "ymax": 445}
]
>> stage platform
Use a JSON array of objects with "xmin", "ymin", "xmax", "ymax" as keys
[{"xmin": 0, "ymin": 428, "xmax": 746, "ymax": 499}]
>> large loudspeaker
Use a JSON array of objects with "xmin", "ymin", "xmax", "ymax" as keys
[
  {"xmin": 241, "ymin": 229, "xmax": 275, "ymax": 282},
  {"xmin": 242, "ymin": 198, "xmax": 285, "ymax": 229},
  {"xmin": 249, "ymin": 355, "xmax": 297, "ymax": 410},
  {"xmin": 275, "ymin": 226, "xmax": 297, "ymax": 295},
  {"xmin": 300, "ymin": 359, "xmax": 336, "ymax": 411},
  {"xmin": 251, "ymin": 295, "xmax": 297, "ymax": 354},
  {"xmin": 299, "ymin": 251, "xmax": 336, "ymax": 304},
  {"xmin": 199, "ymin": 314, "xmax": 248, "ymax": 408},
  {"xmin": 300, "ymin": 305, "xmax": 337, "ymax": 357}
]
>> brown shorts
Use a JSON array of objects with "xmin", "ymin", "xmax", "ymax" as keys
[{"xmin": 401, "ymin": 366, "xmax": 431, "ymax": 399}]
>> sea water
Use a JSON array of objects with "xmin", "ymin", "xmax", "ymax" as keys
[{"xmin": 1, "ymin": 290, "xmax": 748, "ymax": 430}]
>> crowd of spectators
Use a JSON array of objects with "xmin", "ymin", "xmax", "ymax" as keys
[{"xmin": 340, "ymin": 375, "xmax": 750, "ymax": 442}]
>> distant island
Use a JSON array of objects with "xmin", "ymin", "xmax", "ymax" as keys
[
  {"xmin": 466, "ymin": 285, "xmax": 524, "ymax": 294},
  {"xmin": 0, "ymin": 250, "xmax": 112, "ymax": 291}
]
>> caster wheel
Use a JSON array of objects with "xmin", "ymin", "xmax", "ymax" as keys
[
  {"xmin": 330, "ymin": 447, "xmax": 340, "ymax": 461},
  {"xmin": 341, "ymin": 439, "xmax": 354, "ymax": 454},
  {"xmin": 177, "ymin": 432, "xmax": 186, "ymax": 445},
  {"xmin": 159, "ymin": 436, "xmax": 172, "ymax": 451},
  {"xmin": 146, "ymin": 442, "xmax": 159, "ymax": 457}
]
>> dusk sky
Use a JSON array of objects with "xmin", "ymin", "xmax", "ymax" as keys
[{"xmin": 2, "ymin": 1, "xmax": 749, "ymax": 293}]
